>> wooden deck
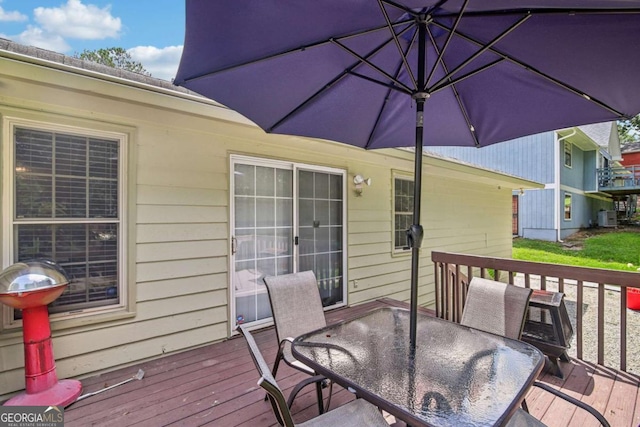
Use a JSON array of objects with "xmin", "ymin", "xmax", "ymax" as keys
[{"xmin": 63, "ymin": 299, "xmax": 640, "ymax": 427}]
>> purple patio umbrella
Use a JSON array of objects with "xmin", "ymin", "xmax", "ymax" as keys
[{"xmin": 175, "ymin": 0, "xmax": 640, "ymax": 346}]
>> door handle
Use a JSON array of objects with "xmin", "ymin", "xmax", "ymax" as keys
[{"xmin": 231, "ymin": 236, "xmax": 237, "ymax": 255}]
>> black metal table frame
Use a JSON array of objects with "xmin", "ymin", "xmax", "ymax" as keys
[{"xmin": 292, "ymin": 307, "xmax": 544, "ymax": 427}]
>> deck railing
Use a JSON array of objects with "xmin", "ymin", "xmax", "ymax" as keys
[
  {"xmin": 597, "ymin": 164, "xmax": 640, "ymax": 191},
  {"xmin": 431, "ymin": 251, "xmax": 640, "ymax": 372}
]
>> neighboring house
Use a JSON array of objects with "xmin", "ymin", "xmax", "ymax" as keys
[
  {"xmin": 620, "ymin": 142, "xmax": 640, "ymax": 217},
  {"xmin": 427, "ymin": 123, "xmax": 622, "ymax": 241},
  {"xmin": 0, "ymin": 39, "xmax": 539, "ymax": 400},
  {"xmin": 621, "ymin": 141, "xmax": 640, "ymax": 166}
]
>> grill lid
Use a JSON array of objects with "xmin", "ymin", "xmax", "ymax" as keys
[{"xmin": 0, "ymin": 260, "xmax": 69, "ymax": 295}]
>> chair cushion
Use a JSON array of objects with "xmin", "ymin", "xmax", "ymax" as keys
[
  {"xmin": 298, "ymin": 398, "xmax": 388, "ymax": 427},
  {"xmin": 505, "ymin": 409, "xmax": 547, "ymax": 427}
]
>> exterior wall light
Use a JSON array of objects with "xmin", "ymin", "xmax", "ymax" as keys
[{"xmin": 353, "ymin": 174, "xmax": 371, "ymax": 196}]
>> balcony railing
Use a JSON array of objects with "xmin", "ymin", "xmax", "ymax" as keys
[
  {"xmin": 432, "ymin": 251, "xmax": 640, "ymax": 373},
  {"xmin": 597, "ymin": 164, "xmax": 640, "ymax": 192}
]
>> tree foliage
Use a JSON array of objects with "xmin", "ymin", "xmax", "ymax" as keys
[
  {"xmin": 617, "ymin": 114, "xmax": 640, "ymax": 144},
  {"xmin": 75, "ymin": 47, "xmax": 150, "ymax": 76}
]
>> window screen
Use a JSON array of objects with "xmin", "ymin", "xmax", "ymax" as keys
[
  {"xmin": 564, "ymin": 193, "xmax": 572, "ymax": 220},
  {"xmin": 564, "ymin": 141, "xmax": 572, "ymax": 168},
  {"xmin": 13, "ymin": 127, "xmax": 120, "ymax": 314},
  {"xmin": 394, "ymin": 177, "xmax": 414, "ymax": 251}
]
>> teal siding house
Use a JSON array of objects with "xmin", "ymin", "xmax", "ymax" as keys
[{"xmin": 427, "ymin": 123, "xmax": 621, "ymax": 241}]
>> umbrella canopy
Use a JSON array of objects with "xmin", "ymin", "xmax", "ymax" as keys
[{"xmin": 175, "ymin": 0, "xmax": 640, "ymax": 346}]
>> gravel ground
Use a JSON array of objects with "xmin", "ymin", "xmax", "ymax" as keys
[{"xmin": 512, "ymin": 274, "xmax": 640, "ymax": 376}]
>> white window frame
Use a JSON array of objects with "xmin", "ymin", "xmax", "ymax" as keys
[
  {"xmin": 564, "ymin": 193, "xmax": 572, "ymax": 221},
  {"xmin": 564, "ymin": 141, "xmax": 572, "ymax": 168},
  {"xmin": 2, "ymin": 117, "xmax": 129, "ymax": 329},
  {"xmin": 392, "ymin": 172, "xmax": 414, "ymax": 253}
]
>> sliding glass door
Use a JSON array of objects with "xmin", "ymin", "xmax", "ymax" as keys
[
  {"xmin": 231, "ymin": 156, "xmax": 345, "ymax": 328},
  {"xmin": 297, "ymin": 169, "xmax": 344, "ymax": 307}
]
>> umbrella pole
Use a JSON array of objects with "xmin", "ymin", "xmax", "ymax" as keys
[
  {"xmin": 409, "ymin": 122, "xmax": 423, "ymax": 348},
  {"xmin": 409, "ymin": 17, "xmax": 427, "ymax": 348}
]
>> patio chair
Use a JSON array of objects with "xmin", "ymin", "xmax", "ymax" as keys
[
  {"xmin": 460, "ymin": 276, "xmax": 533, "ymax": 340},
  {"xmin": 506, "ymin": 382, "xmax": 610, "ymax": 426},
  {"xmin": 237, "ymin": 324, "xmax": 389, "ymax": 427},
  {"xmin": 264, "ymin": 271, "xmax": 332, "ymax": 414},
  {"xmin": 460, "ymin": 278, "xmax": 610, "ymax": 427}
]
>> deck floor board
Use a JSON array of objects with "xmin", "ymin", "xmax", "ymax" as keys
[{"xmin": 63, "ymin": 299, "xmax": 639, "ymax": 427}]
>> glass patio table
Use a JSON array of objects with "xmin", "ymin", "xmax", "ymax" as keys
[{"xmin": 292, "ymin": 307, "xmax": 544, "ymax": 427}]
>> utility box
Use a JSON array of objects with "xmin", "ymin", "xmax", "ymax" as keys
[{"xmin": 598, "ymin": 210, "xmax": 616, "ymax": 227}]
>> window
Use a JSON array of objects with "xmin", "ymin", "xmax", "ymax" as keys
[
  {"xmin": 564, "ymin": 141, "xmax": 572, "ymax": 168},
  {"xmin": 512, "ymin": 195, "xmax": 519, "ymax": 236},
  {"xmin": 4, "ymin": 120, "xmax": 126, "ymax": 321},
  {"xmin": 393, "ymin": 176, "xmax": 414, "ymax": 251},
  {"xmin": 564, "ymin": 193, "xmax": 572, "ymax": 220}
]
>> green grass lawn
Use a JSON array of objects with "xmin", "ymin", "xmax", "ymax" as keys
[{"xmin": 512, "ymin": 231, "xmax": 640, "ymax": 272}]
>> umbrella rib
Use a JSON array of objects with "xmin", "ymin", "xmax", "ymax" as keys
[
  {"xmin": 380, "ymin": 0, "xmax": 420, "ymax": 17},
  {"xmin": 348, "ymin": 71, "xmax": 413, "ymax": 95},
  {"xmin": 179, "ymin": 19, "xmax": 413, "ymax": 84},
  {"xmin": 331, "ymin": 38, "xmax": 414, "ymax": 93},
  {"xmin": 266, "ymin": 73, "xmax": 347, "ymax": 133},
  {"xmin": 433, "ymin": 8, "xmax": 640, "ymax": 19},
  {"xmin": 377, "ymin": 0, "xmax": 417, "ymax": 90},
  {"xmin": 267, "ymin": 27, "xmax": 414, "ymax": 133},
  {"xmin": 425, "ymin": 0, "xmax": 470, "ymax": 89},
  {"xmin": 365, "ymin": 28, "xmax": 419, "ymax": 149},
  {"xmin": 430, "ymin": 20, "xmax": 626, "ymax": 118},
  {"xmin": 429, "ymin": 14, "xmax": 531, "ymax": 92},
  {"xmin": 426, "ymin": 26, "xmax": 479, "ymax": 147},
  {"xmin": 430, "ymin": 59, "xmax": 504, "ymax": 95}
]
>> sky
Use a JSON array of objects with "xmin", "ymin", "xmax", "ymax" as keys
[{"xmin": 0, "ymin": 0, "xmax": 185, "ymax": 81}]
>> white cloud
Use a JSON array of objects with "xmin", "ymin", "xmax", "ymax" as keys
[
  {"xmin": 128, "ymin": 45, "xmax": 183, "ymax": 81},
  {"xmin": 34, "ymin": 0, "xmax": 121, "ymax": 40},
  {"xmin": 10, "ymin": 26, "xmax": 70, "ymax": 52},
  {"xmin": 0, "ymin": 3, "xmax": 28, "ymax": 22}
]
